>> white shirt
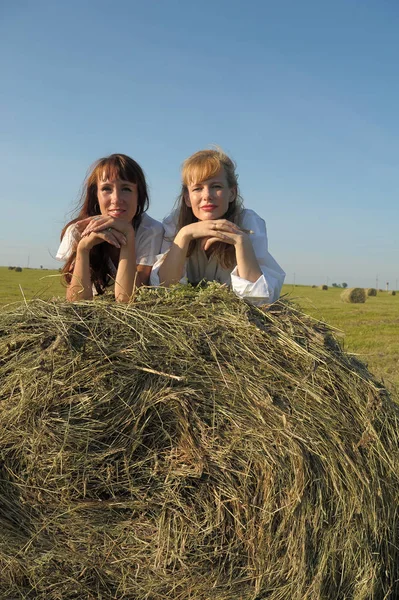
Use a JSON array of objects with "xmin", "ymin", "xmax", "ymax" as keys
[
  {"xmin": 56, "ymin": 213, "xmax": 164, "ymax": 268},
  {"xmin": 150, "ymin": 208, "xmax": 285, "ymax": 305}
]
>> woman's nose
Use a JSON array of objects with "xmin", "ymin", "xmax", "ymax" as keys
[
  {"xmin": 202, "ymin": 186, "xmax": 212, "ymax": 199},
  {"xmin": 111, "ymin": 189, "xmax": 122, "ymax": 203}
]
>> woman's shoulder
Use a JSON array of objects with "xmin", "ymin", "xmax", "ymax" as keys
[
  {"xmin": 240, "ymin": 208, "xmax": 266, "ymax": 232},
  {"xmin": 138, "ymin": 213, "xmax": 164, "ymax": 234},
  {"xmin": 56, "ymin": 222, "xmax": 80, "ymax": 261},
  {"xmin": 161, "ymin": 209, "xmax": 179, "ymax": 237}
]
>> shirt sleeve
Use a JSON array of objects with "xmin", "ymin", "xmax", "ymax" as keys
[
  {"xmin": 56, "ymin": 224, "xmax": 79, "ymax": 261},
  {"xmin": 230, "ymin": 210, "xmax": 285, "ymax": 305},
  {"xmin": 149, "ymin": 211, "xmax": 188, "ymax": 286},
  {"xmin": 133, "ymin": 217, "xmax": 165, "ymax": 267}
]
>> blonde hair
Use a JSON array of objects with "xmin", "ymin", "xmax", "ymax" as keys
[{"xmin": 176, "ymin": 149, "xmax": 243, "ymax": 269}]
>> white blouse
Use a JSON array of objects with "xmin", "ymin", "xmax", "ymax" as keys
[
  {"xmin": 150, "ymin": 208, "xmax": 285, "ymax": 305},
  {"xmin": 56, "ymin": 213, "xmax": 164, "ymax": 268}
]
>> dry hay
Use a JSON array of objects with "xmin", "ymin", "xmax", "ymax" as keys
[
  {"xmin": 366, "ymin": 288, "xmax": 377, "ymax": 297},
  {"xmin": 0, "ymin": 285, "xmax": 398, "ymax": 600},
  {"xmin": 341, "ymin": 287, "xmax": 366, "ymax": 304}
]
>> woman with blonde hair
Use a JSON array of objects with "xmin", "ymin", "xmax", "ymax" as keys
[
  {"xmin": 57, "ymin": 153, "xmax": 163, "ymax": 302},
  {"xmin": 150, "ymin": 148, "xmax": 285, "ymax": 305}
]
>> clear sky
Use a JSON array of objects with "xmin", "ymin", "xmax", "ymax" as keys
[{"xmin": 1, "ymin": 0, "xmax": 398, "ymax": 288}]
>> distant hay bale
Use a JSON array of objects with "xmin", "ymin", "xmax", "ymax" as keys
[
  {"xmin": 389, "ymin": 290, "xmax": 396, "ymax": 296},
  {"xmin": 0, "ymin": 285, "xmax": 398, "ymax": 600},
  {"xmin": 14, "ymin": 266, "xmax": 22, "ymax": 272},
  {"xmin": 366, "ymin": 288, "xmax": 377, "ymax": 296},
  {"xmin": 311, "ymin": 284, "xmax": 317, "ymax": 288},
  {"xmin": 341, "ymin": 287, "xmax": 366, "ymax": 303},
  {"xmin": 318, "ymin": 284, "xmax": 328, "ymax": 290}
]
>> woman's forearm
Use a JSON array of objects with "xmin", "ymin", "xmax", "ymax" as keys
[
  {"xmin": 158, "ymin": 230, "xmax": 190, "ymax": 286},
  {"xmin": 66, "ymin": 245, "xmax": 93, "ymax": 301},
  {"xmin": 234, "ymin": 237, "xmax": 262, "ymax": 283},
  {"xmin": 114, "ymin": 233, "xmax": 137, "ymax": 302}
]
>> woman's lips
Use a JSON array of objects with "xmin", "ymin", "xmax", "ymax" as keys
[{"xmin": 201, "ymin": 205, "xmax": 217, "ymax": 212}]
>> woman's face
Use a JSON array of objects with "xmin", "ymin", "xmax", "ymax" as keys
[
  {"xmin": 184, "ymin": 167, "xmax": 235, "ymax": 221},
  {"xmin": 97, "ymin": 176, "xmax": 138, "ymax": 221}
]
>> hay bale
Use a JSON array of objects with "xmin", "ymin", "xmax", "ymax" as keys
[
  {"xmin": 366, "ymin": 288, "xmax": 377, "ymax": 296},
  {"xmin": 1, "ymin": 285, "xmax": 398, "ymax": 600},
  {"xmin": 341, "ymin": 287, "xmax": 366, "ymax": 303},
  {"xmin": 389, "ymin": 290, "xmax": 396, "ymax": 296},
  {"xmin": 318, "ymin": 284, "xmax": 328, "ymax": 290},
  {"xmin": 311, "ymin": 284, "xmax": 317, "ymax": 288}
]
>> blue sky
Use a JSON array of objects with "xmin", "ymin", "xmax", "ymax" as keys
[{"xmin": 1, "ymin": 0, "xmax": 398, "ymax": 288}]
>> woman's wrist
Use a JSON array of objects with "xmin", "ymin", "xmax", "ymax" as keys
[
  {"xmin": 124, "ymin": 226, "xmax": 135, "ymax": 243},
  {"xmin": 77, "ymin": 238, "xmax": 93, "ymax": 253},
  {"xmin": 175, "ymin": 226, "xmax": 192, "ymax": 248}
]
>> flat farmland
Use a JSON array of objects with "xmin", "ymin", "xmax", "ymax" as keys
[
  {"xmin": 0, "ymin": 268, "xmax": 397, "ymax": 394},
  {"xmin": 0, "ymin": 267, "xmax": 64, "ymax": 304}
]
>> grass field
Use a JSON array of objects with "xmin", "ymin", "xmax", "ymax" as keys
[{"xmin": 1, "ymin": 267, "xmax": 398, "ymax": 394}]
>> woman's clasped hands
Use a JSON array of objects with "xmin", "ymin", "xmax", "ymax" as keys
[
  {"xmin": 78, "ymin": 215, "xmax": 134, "ymax": 251},
  {"xmin": 179, "ymin": 219, "xmax": 250, "ymax": 252}
]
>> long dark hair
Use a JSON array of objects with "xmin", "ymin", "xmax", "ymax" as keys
[
  {"xmin": 176, "ymin": 149, "xmax": 243, "ymax": 269},
  {"xmin": 61, "ymin": 154, "xmax": 149, "ymax": 294}
]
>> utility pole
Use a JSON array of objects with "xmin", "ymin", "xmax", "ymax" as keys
[
  {"xmin": 386, "ymin": 282, "xmax": 389, "ymax": 291},
  {"xmin": 293, "ymin": 272, "xmax": 296, "ymax": 287},
  {"xmin": 376, "ymin": 275, "xmax": 378, "ymax": 290}
]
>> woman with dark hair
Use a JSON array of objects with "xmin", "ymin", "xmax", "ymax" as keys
[
  {"xmin": 57, "ymin": 154, "xmax": 163, "ymax": 302},
  {"xmin": 150, "ymin": 148, "xmax": 285, "ymax": 305}
]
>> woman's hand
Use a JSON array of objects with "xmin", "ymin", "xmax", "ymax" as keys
[
  {"xmin": 178, "ymin": 219, "xmax": 249, "ymax": 252},
  {"xmin": 80, "ymin": 216, "xmax": 134, "ymax": 237},
  {"xmin": 77, "ymin": 228, "xmax": 127, "ymax": 252},
  {"xmin": 181, "ymin": 219, "xmax": 242, "ymax": 242}
]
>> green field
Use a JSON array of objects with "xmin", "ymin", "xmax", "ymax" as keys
[
  {"xmin": 0, "ymin": 266, "xmax": 65, "ymax": 304},
  {"xmin": 1, "ymin": 267, "xmax": 398, "ymax": 394}
]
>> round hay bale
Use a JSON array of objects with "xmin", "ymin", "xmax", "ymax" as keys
[
  {"xmin": 366, "ymin": 288, "xmax": 377, "ymax": 296},
  {"xmin": 311, "ymin": 284, "xmax": 317, "ymax": 288},
  {"xmin": 341, "ymin": 287, "xmax": 366, "ymax": 303},
  {"xmin": 318, "ymin": 284, "xmax": 328, "ymax": 290},
  {"xmin": 1, "ymin": 285, "xmax": 398, "ymax": 600},
  {"xmin": 389, "ymin": 290, "xmax": 396, "ymax": 296}
]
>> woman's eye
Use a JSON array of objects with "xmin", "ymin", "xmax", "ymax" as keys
[
  {"xmin": 123, "ymin": 186, "xmax": 132, "ymax": 191},
  {"xmin": 101, "ymin": 186, "xmax": 112, "ymax": 192}
]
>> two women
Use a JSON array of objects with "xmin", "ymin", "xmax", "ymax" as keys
[{"xmin": 58, "ymin": 149, "xmax": 284, "ymax": 304}]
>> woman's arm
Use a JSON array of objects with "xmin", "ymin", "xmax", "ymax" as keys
[
  {"xmin": 158, "ymin": 228, "xmax": 191, "ymax": 286},
  {"xmin": 66, "ymin": 242, "xmax": 93, "ymax": 302},
  {"xmin": 231, "ymin": 235, "xmax": 262, "ymax": 283},
  {"xmin": 158, "ymin": 220, "xmax": 241, "ymax": 286},
  {"xmin": 66, "ymin": 227, "xmax": 127, "ymax": 302},
  {"xmin": 229, "ymin": 211, "xmax": 285, "ymax": 304},
  {"xmin": 114, "ymin": 229, "xmax": 137, "ymax": 302}
]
